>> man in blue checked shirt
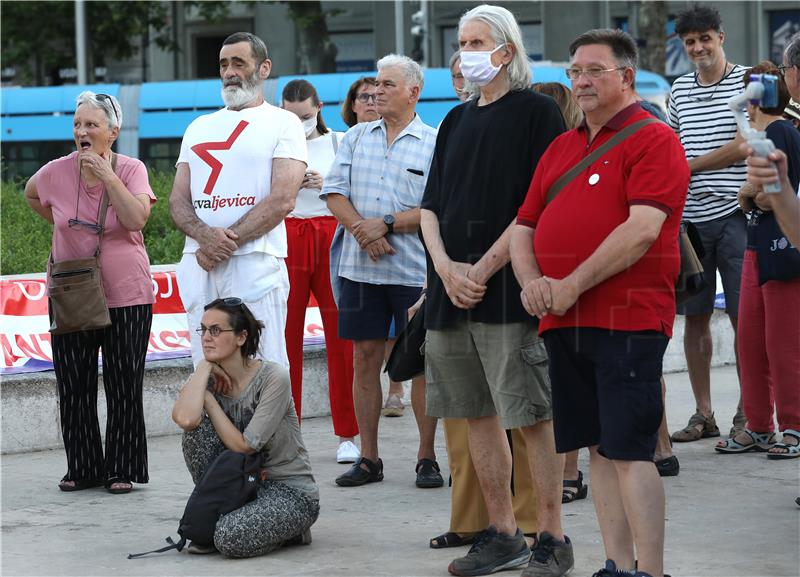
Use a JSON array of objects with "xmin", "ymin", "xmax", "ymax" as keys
[{"xmin": 321, "ymin": 53, "xmax": 441, "ymax": 489}]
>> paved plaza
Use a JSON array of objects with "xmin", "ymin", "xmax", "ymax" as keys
[{"xmin": 2, "ymin": 365, "xmax": 798, "ymax": 577}]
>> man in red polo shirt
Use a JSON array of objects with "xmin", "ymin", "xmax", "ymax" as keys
[{"xmin": 510, "ymin": 29, "xmax": 689, "ymax": 577}]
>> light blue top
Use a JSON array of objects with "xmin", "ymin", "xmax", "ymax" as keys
[{"xmin": 321, "ymin": 114, "xmax": 436, "ymax": 287}]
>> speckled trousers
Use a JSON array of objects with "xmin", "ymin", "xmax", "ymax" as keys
[
  {"xmin": 51, "ymin": 303, "xmax": 152, "ymax": 484},
  {"xmin": 182, "ymin": 418, "xmax": 320, "ymax": 558}
]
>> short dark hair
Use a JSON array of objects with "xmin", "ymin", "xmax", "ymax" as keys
[
  {"xmin": 675, "ymin": 4, "xmax": 722, "ymax": 37},
  {"xmin": 340, "ymin": 76, "xmax": 377, "ymax": 128},
  {"xmin": 744, "ymin": 61, "xmax": 791, "ymax": 117},
  {"xmin": 282, "ymin": 79, "xmax": 329, "ymax": 135},
  {"xmin": 222, "ymin": 32, "xmax": 268, "ymax": 64},
  {"xmin": 569, "ymin": 28, "xmax": 638, "ymax": 71},
  {"xmin": 203, "ymin": 298, "xmax": 264, "ymax": 359}
]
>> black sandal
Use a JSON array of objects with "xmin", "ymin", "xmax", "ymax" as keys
[
  {"xmin": 58, "ymin": 477, "xmax": 102, "ymax": 492},
  {"xmin": 105, "ymin": 477, "xmax": 133, "ymax": 494},
  {"xmin": 429, "ymin": 531, "xmax": 476, "ymax": 549},
  {"xmin": 562, "ymin": 470, "xmax": 588, "ymax": 504}
]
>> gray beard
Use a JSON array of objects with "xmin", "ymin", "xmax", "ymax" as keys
[{"xmin": 221, "ymin": 78, "xmax": 263, "ymax": 110}]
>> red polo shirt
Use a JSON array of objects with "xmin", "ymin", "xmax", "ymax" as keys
[{"xmin": 516, "ymin": 103, "xmax": 690, "ymax": 336}]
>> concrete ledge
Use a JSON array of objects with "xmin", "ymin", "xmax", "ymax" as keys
[{"xmin": 0, "ymin": 310, "xmax": 735, "ymax": 454}]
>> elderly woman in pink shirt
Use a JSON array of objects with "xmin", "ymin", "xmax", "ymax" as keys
[{"xmin": 25, "ymin": 91, "xmax": 156, "ymax": 494}]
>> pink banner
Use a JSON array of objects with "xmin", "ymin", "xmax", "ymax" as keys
[{"xmin": 0, "ymin": 268, "xmax": 323, "ymax": 375}]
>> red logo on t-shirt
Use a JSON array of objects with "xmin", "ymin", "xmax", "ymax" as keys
[{"xmin": 191, "ymin": 120, "xmax": 249, "ymax": 195}]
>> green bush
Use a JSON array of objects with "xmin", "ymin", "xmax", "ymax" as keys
[{"xmin": 0, "ymin": 170, "xmax": 185, "ymax": 275}]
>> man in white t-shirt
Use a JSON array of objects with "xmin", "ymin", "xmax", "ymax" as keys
[{"xmin": 170, "ymin": 32, "xmax": 307, "ymax": 367}]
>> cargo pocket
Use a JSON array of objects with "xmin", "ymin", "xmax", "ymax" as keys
[
  {"xmin": 615, "ymin": 358, "xmax": 663, "ymax": 436},
  {"xmin": 520, "ymin": 339, "xmax": 552, "ymax": 414}
]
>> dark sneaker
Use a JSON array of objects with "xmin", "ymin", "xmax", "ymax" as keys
[
  {"xmin": 416, "ymin": 458, "xmax": 444, "ymax": 488},
  {"xmin": 448, "ymin": 526, "xmax": 530, "ymax": 576},
  {"xmin": 521, "ymin": 531, "xmax": 574, "ymax": 577},
  {"xmin": 335, "ymin": 457, "xmax": 383, "ymax": 487},
  {"xmin": 592, "ymin": 559, "xmax": 623, "ymax": 577}
]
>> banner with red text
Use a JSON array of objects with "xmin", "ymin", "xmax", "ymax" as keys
[{"xmin": 0, "ymin": 267, "xmax": 324, "ymax": 375}]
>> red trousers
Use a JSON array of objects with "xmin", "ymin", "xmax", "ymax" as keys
[
  {"xmin": 285, "ymin": 216, "xmax": 358, "ymax": 437},
  {"xmin": 738, "ymin": 250, "xmax": 800, "ymax": 432}
]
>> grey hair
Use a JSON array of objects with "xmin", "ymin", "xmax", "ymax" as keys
[
  {"xmin": 786, "ymin": 31, "xmax": 800, "ymax": 68},
  {"xmin": 458, "ymin": 4, "xmax": 531, "ymax": 96},
  {"xmin": 377, "ymin": 54, "xmax": 425, "ymax": 90},
  {"xmin": 75, "ymin": 91, "xmax": 122, "ymax": 130},
  {"xmin": 448, "ymin": 50, "xmax": 461, "ymax": 71},
  {"xmin": 223, "ymin": 31, "xmax": 268, "ymax": 63}
]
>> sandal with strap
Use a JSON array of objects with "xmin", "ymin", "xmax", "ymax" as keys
[
  {"xmin": 105, "ymin": 477, "xmax": 133, "ymax": 494},
  {"xmin": 562, "ymin": 470, "xmax": 588, "ymax": 504},
  {"xmin": 671, "ymin": 411, "xmax": 720, "ymax": 442},
  {"xmin": 767, "ymin": 429, "xmax": 800, "ymax": 460},
  {"xmin": 429, "ymin": 531, "xmax": 477, "ymax": 549},
  {"xmin": 58, "ymin": 477, "xmax": 102, "ymax": 492},
  {"xmin": 714, "ymin": 429, "xmax": 775, "ymax": 453}
]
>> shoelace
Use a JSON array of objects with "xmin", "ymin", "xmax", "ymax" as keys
[{"xmin": 466, "ymin": 529, "xmax": 493, "ymax": 556}]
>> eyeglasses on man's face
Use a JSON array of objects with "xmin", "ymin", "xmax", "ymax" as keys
[
  {"xmin": 565, "ymin": 67, "xmax": 626, "ymax": 80},
  {"xmin": 196, "ymin": 325, "xmax": 236, "ymax": 338},
  {"xmin": 356, "ymin": 93, "xmax": 377, "ymax": 103}
]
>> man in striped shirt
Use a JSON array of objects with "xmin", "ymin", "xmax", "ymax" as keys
[{"xmin": 667, "ymin": 4, "xmax": 748, "ymax": 444}]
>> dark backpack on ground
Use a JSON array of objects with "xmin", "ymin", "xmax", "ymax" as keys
[{"xmin": 128, "ymin": 449, "xmax": 261, "ymax": 558}]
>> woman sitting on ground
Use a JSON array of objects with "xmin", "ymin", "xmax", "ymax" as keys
[{"xmin": 172, "ymin": 297, "xmax": 320, "ymax": 557}]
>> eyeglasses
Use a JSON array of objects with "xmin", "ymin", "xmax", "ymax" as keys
[
  {"xmin": 196, "ymin": 325, "xmax": 236, "ymax": 338},
  {"xmin": 68, "ymin": 218, "xmax": 103, "ymax": 234},
  {"xmin": 356, "ymin": 93, "xmax": 377, "ymax": 103},
  {"xmin": 777, "ymin": 65, "xmax": 794, "ymax": 75},
  {"xmin": 95, "ymin": 93, "xmax": 119, "ymax": 125},
  {"xmin": 565, "ymin": 67, "xmax": 625, "ymax": 80}
]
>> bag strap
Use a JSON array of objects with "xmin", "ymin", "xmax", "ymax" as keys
[
  {"xmin": 545, "ymin": 117, "xmax": 659, "ymax": 206},
  {"xmin": 331, "ymin": 131, "xmax": 339, "ymax": 155},
  {"xmin": 348, "ymin": 123, "xmax": 369, "ymax": 184},
  {"xmin": 127, "ymin": 536, "xmax": 186, "ymax": 559}
]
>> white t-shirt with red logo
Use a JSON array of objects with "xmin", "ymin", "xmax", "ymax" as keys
[{"xmin": 177, "ymin": 101, "xmax": 308, "ymax": 257}]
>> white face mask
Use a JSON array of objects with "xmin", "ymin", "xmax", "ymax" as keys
[
  {"xmin": 460, "ymin": 43, "xmax": 507, "ymax": 87},
  {"xmin": 301, "ymin": 117, "xmax": 318, "ymax": 137}
]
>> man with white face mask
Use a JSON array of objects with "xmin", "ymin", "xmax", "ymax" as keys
[
  {"xmin": 419, "ymin": 5, "xmax": 568, "ymax": 576},
  {"xmin": 170, "ymin": 32, "xmax": 307, "ymax": 368}
]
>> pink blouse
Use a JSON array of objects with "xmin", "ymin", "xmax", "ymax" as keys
[{"xmin": 36, "ymin": 152, "xmax": 157, "ymax": 308}]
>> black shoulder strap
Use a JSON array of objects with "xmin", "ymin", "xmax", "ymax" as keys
[
  {"xmin": 127, "ymin": 536, "xmax": 186, "ymax": 559},
  {"xmin": 545, "ymin": 117, "xmax": 659, "ymax": 206}
]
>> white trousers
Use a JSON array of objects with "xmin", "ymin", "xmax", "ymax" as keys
[{"xmin": 176, "ymin": 252, "xmax": 290, "ymax": 368}]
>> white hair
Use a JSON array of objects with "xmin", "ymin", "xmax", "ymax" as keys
[
  {"xmin": 75, "ymin": 91, "xmax": 122, "ymax": 130},
  {"xmin": 459, "ymin": 4, "xmax": 531, "ymax": 95},
  {"xmin": 377, "ymin": 54, "xmax": 425, "ymax": 90}
]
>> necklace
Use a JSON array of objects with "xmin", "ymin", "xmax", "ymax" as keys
[{"xmin": 688, "ymin": 61, "xmax": 735, "ymax": 102}]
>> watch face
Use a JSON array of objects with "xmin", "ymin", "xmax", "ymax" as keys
[{"xmin": 384, "ymin": 214, "xmax": 395, "ymax": 225}]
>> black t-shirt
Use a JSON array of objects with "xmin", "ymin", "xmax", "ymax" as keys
[
  {"xmin": 747, "ymin": 118, "xmax": 800, "ymax": 248},
  {"xmin": 421, "ymin": 89, "xmax": 565, "ymax": 329}
]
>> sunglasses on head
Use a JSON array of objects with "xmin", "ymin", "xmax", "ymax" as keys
[
  {"xmin": 204, "ymin": 297, "xmax": 244, "ymax": 311},
  {"xmin": 95, "ymin": 93, "xmax": 119, "ymax": 125}
]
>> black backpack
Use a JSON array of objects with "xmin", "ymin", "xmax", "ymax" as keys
[{"xmin": 128, "ymin": 449, "xmax": 261, "ymax": 558}]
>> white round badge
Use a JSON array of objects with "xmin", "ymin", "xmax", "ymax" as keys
[{"xmin": 589, "ymin": 173, "xmax": 600, "ymax": 185}]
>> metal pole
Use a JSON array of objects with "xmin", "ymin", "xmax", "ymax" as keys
[
  {"xmin": 394, "ymin": 0, "xmax": 405, "ymax": 56},
  {"xmin": 421, "ymin": 0, "xmax": 429, "ymax": 68},
  {"xmin": 75, "ymin": 0, "xmax": 88, "ymax": 84}
]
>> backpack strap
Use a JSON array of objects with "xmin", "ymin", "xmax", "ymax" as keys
[
  {"xmin": 545, "ymin": 117, "xmax": 659, "ymax": 206},
  {"xmin": 331, "ymin": 131, "xmax": 339, "ymax": 155},
  {"xmin": 127, "ymin": 536, "xmax": 186, "ymax": 559}
]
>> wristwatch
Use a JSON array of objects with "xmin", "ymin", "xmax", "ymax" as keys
[{"xmin": 383, "ymin": 214, "xmax": 395, "ymax": 235}]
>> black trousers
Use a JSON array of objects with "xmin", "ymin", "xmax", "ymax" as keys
[{"xmin": 51, "ymin": 303, "xmax": 153, "ymax": 483}]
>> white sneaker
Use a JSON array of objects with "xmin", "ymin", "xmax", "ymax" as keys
[{"xmin": 337, "ymin": 440, "xmax": 360, "ymax": 464}]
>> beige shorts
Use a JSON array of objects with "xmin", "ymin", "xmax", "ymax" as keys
[{"xmin": 425, "ymin": 321, "xmax": 552, "ymax": 429}]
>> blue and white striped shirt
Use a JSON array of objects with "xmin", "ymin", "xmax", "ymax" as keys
[{"xmin": 321, "ymin": 115, "xmax": 437, "ymax": 286}]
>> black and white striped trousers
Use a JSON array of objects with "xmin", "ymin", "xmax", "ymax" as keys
[{"xmin": 51, "ymin": 303, "xmax": 152, "ymax": 484}]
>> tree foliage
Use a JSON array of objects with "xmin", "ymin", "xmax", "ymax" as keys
[
  {"xmin": 282, "ymin": 1, "xmax": 339, "ymax": 74},
  {"xmin": 2, "ymin": 1, "xmax": 231, "ymax": 85}
]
